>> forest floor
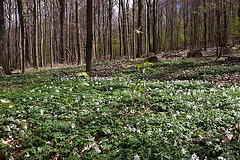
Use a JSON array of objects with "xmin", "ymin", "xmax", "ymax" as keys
[{"xmin": 1, "ymin": 49, "xmax": 240, "ymax": 159}]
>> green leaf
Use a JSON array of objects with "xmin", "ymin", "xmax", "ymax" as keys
[
  {"xmin": 136, "ymin": 64, "xmax": 143, "ymax": 68},
  {"xmin": 76, "ymin": 72, "xmax": 89, "ymax": 77}
]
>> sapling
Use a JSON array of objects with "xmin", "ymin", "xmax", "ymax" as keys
[{"xmin": 131, "ymin": 62, "xmax": 154, "ymax": 107}]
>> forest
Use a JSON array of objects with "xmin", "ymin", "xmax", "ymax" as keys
[
  {"xmin": 0, "ymin": 0, "xmax": 240, "ymax": 74},
  {"xmin": 1, "ymin": 0, "xmax": 240, "ymax": 159}
]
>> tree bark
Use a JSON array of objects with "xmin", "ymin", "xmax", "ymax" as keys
[
  {"xmin": 76, "ymin": 0, "xmax": 82, "ymax": 65},
  {"xmin": 203, "ymin": 0, "xmax": 207, "ymax": 51},
  {"xmin": 136, "ymin": 0, "xmax": 143, "ymax": 58},
  {"xmin": 152, "ymin": 0, "xmax": 157, "ymax": 54},
  {"xmin": 109, "ymin": 0, "xmax": 113, "ymax": 61},
  {"xmin": 0, "ymin": 0, "xmax": 11, "ymax": 74},
  {"xmin": 59, "ymin": 0, "xmax": 66, "ymax": 63},
  {"xmin": 17, "ymin": 0, "xmax": 25, "ymax": 74},
  {"xmin": 86, "ymin": 0, "xmax": 93, "ymax": 74},
  {"xmin": 34, "ymin": 0, "xmax": 39, "ymax": 69},
  {"xmin": 146, "ymin": 0, "xmax": 152, "ymax": 52}
]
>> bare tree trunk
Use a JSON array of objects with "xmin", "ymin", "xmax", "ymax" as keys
[
  {"xmin": 109, "ymin": 0, "xmax": 113, "ymax": 61},
  {"xmin": 121, "ymin": 0, "xmax": 127, "ymax": 57},
  {"xmin": 76, "ymin": 0, "xmax": 82, "ymax": 65},
  {"xmin": 50, "ymin": 0, "xmax": 54, "ymax": 68},
  {"xmin": 97, "ymin": 0, "xmax": 102, "ymax": 58},
  {"xmin": 14, "ymin": 0, "xmax": 19, "ymax": 69},
  {"xmin": 203, "ymin": 0, "xmax": 207, "ymax": 51},
  {"xmin": 59, "ymin": 0, "xmax": 66, "ymax": 63},
  {"xmin": 38, "ymin": 0, "xmax": 44, "ymax": 67},
  {"xmin": 86, "ymin": 0, "xmax": 93, "ymax": 74},
  {"xmin": 0, "ymin": 0, "xmax": 11, "ymax": 74},
  {"xmin": 152, "ymin": 0, "xmax": 157, "ymax": 54},
  {"xmin": 146, "ymin": 0, "xmax": 152, "ymax": 52},
  {"xmin": 7, "ymin": 0, "xmax": 12, "ymax": 72},
  {"xmin": 102, "ymin": 0, "xmax": 107, "ymax": 59},
  {"xmin": 34, "ymin": 0, "xmax": 39, "ymax": 69},
  {"xmin": 132, "ymin": 0, "xmax": 136, "ymax": 58},
  {"xmin": 136, "ymin": 0, "xmax": 143, "ymax": 58},
  {"xmin": 118, "ymin": 0, "xmax": 123, "ymax": 57},
  {"xmin": 17, "ymin": 0, "xmax": 25, "ymax": 74}
]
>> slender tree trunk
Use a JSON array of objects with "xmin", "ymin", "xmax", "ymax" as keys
[
  {"xmin": 0, "ymin": 0, "xmax": 11, "ymax": 74},
  {"xmin": 222, "ymin": 0, "xmax": 228, "ymax": 47},
  {"xmin": 86, "ymin": 0, "xmax": 93, "ymax": 74},
  {"xmin": 34, "ymin": 0, "xmax": 39, "ymax": 69},
  {"xmin": 17, "ymin": 0, "xmax": 25, "ymax": 74},
  {"xmin": 15, "ymin": 1, "xmax": 19, "ymax": 69},
  {"xmin": 132, "ymin": 0, "xmax": 135, "ymax": 58},
  {"xmin": 152, "ymin": 0, "xmax": 157, "ymax": 54},
  {"xmin": 50, "ymin": 0, "xmax": 54, "ymax": 67},
  {"xmin": 121, "ymin": 0, "xmax": 127, "ymax": 57},
  {"xmin": 118, "ymin": 0, "xmax": 123, "ymax": 57},
  {"xmin": 76, "ymin": 0, "xmax": 82, "ymax": 65},
  {"xmin": 97, "ymin": 0, "xmax": 102, "ymax": 58},
  {"xmin": 147, "ymin": 0, "xmax": 152, "ymax": 52},
  {"xmin": 102, "ymin": 0, "xmax": 107, "ymax": 59},
  {"xmin": 7, "ymin": 0, "xmax": 12, "ymax": 72},
  {"xmin": 39, "ymin": 0, "xmax": 43, "ymax": 67},
  {"xmin": 59, "ymin": 0, "xmax": 66, "ymax": 63},
  {"xmin": 136, "ymin": 0, "xmax": 143, "ymax": 58},
  {"xmin": 203, "ymin": 0, "xmax": 207, "ymax": 51},
  {"xmin": 109, "ymin": 0, "xmax": 113, "ymax": 61}
]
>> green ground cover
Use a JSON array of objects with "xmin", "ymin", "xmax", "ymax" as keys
[{"xmin": 0, "ymin": 58, "xmax": 240, "ymax": 159}]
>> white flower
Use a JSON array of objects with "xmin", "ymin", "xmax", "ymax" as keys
[
  {"xmin": 182, "ymin": 148, "xmax": 187, "ymax": 154},
  {"xmin": 147, "ymin": 131, "xmax": 152, "ymax": 135},
  {"xmin": 218, "ymin": 157, "xmax": 226, "ymax": 160},
  {"xmin": 168, "ymin": 130, "xmax": 173, "ymax": 133},
  {"xmin": 134, "ymin": 154, "xmax": 140, "ymax": 160},
  {"xmin": 186, "ymin": 115, "xmax": 192, "ymax": 119},
  {"xmin": 69, "ymin": 88, "xmax": 72, "ymax": 92},
  {"xmin": 172, "ymin": 114, "xmax": 177, "ymax": 119},
  {"xmin": 1, "ymin": 99, "xmax": 10, "ymax": 103},
  {"xmin": 40, "ymin": 109, "xmax": 44, "ymax": 115},
  {"xmin": 9, "ymin": 105, "xmax": 13, "ymax": 108},
  {"xmin": 71, "ymin": 123, "xmax": 76, "ymax": 129},
  {"xmin": 56, "ymin": 90, "xmax": 60, "ymax": 93},
  {"xmin": 43, "ymin": 99, "xmax": 48, "ymax": 103},
  {"xmin": 137, "ymin": 129, "xmax": 141, "ymax": 134},
  {"xmin": 102, "ymin": 112, "xmax": 107, "ymax": 117},
  {"xmin": 29, "ymin": 97, "xmax": 32, "ymax": 100},
  {"xmin": 191, "ymin": 153, "xmax": 199, "ymax": 160},
  {"xmin": 215, "ymin": 144, "xmax": 221, "ymax": 151},
  {"xmin": 23, "ymin": 99, "xmax": 26, "ymax": 102},
  {"xmin": 110, "ymin": 87, "xmax": 113, "ymax": 90}
]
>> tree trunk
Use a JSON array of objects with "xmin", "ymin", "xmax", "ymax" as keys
[
  {"xmin": 152, "ymin": 0, "xmax": 157, "ymax": 54},
  {"xmin": 136, "ymin": 0, "xmax": 143, "ymax": 58},
  {"xmin": 147, "ymin": 0, "xmax": 152, "ymax": 52},
  {"xmin": 203, "ymin": 0, "xmax": 207, "ymax": 51},
  {"xmin": 102, "ymin": 0, "xmax": 107, "ymax": 59},
  {"xmin": 50, "ymin": 0, "xmax": 54, "ymax": 67},
  {"xmin": 132, "ymin": 0, "xmax": 136, "ymax": 58},
  {"xmin": 34, "ymin": 0, "xmax": 39, "ymax": 69},
  {"xmin": 97, "ymin": 0, "xmax": 102, "ymax": 58},
  {"xmin": 86, "ymin": 0, "xmax": 93, "ymax": 74},
  {"xmin": 109, "ymin": 0, "xmax": 113, "ymax": 61},
  {"xmin": 0, "ymin": 0, "xmax": 11, "ymax": 74},
  {"xmin": 59, "ymin": 0, "xmax": 66, "ymax": 63},
  {"xmin": 76, "ymin": 0, "xmax": 82, "ymax": 65},
  {"xmin": 118, "ymin": 0, "xmax": 123, "ymax": 57},
  {"xmin": 17, "ymin": 0, "xmax": 25, "ymax": 74},
  {"xmin": 7, "ymin": 0, "xmax": 12, "ymax": 73},
  {"xmin": 121, "ymin": 0, "xmax": 127, "ymax": 57}
]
